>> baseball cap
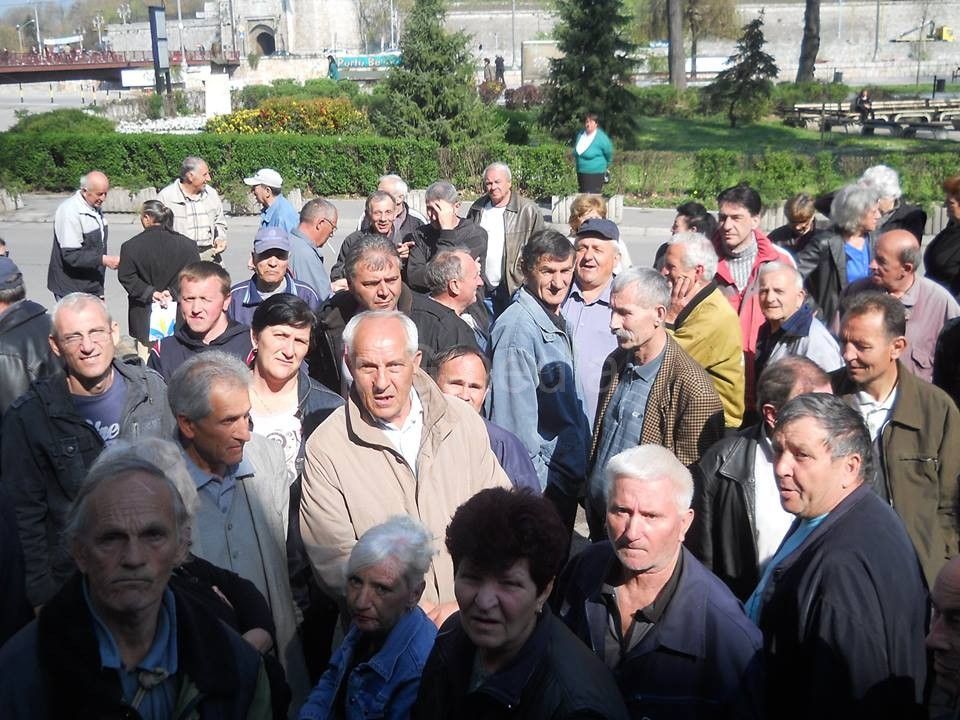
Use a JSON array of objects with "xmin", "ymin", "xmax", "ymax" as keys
[
  {"xmin": 243, "ymin": 168, "xmax": 284, "ymax": 188},
  {"xmin": 575, "ymin": 218, "xmax": 620, "ymax": 242},
  {"xmin": 254, "ymin": 227, "xmax": 290, "ymax": 255},
  {"xmin": 0, "ymin": 256, "xmax": 22, "ymax": 291}
]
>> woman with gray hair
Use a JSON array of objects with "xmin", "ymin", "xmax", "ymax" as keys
[
  {"xmin": 794, "ymin": 182, "xmax": 881, "ymax": 324},
  {"xmin": 860, "ymin": 164, "xmax": 927, "ymax": 241},
  {"xmin": 299, "ymin": 515, "xmax": 437, "ymax": 720}
]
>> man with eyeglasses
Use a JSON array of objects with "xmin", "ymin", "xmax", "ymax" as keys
[
  {"xmin": 289, "ymin": 197, "xmax": 338, "ymax": 302},
  {"xmin": 0, "ymin": 293, "xmax": 175, "ymax": 611}
]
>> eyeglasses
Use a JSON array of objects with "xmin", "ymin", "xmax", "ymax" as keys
[
  {"xmin": 59, "ymin": 328, "xmax": 111, "ymax": 348},
  {"xmin": 321, "ymin": 217, "xmax": 338, "ymax": 232}
]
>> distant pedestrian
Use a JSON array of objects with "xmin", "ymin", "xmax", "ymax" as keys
[
  {"xmin": 494, "ymin": 55, "xmax": 505, "ymax": 84},
  {"xmin": 572, "ymin": 112, "xmax": 613, "ymax": 193},
  {"xmin": 482, "ymin": 57, "xmax": 494, "ymax": 83},
  {"xmin": 327, "ymin": 54, "xmax": 339, "ymax": 80}
]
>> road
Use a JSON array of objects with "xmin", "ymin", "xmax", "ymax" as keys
[{"xmin": 0, "ymin": 192, "xmax": 675, "ymax": 337}]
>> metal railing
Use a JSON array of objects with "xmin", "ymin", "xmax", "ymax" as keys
[{"xmin": 0, "ymin": 49, "xmax": 240, "ymax": 67}]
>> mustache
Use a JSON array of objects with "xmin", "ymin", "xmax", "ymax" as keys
[{"xmin": 614, "ymin": 330, "xmax": 634, "ymax": 341}]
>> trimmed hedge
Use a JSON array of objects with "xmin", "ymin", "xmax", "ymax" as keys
[{"xmin": 0, "ymin": 131, "xmax": 954, "ymax": 206}]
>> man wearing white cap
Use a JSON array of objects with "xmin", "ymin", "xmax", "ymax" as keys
[{"xmin": 244, "ymin": 168, "xmax": 300, "ymax": 234}]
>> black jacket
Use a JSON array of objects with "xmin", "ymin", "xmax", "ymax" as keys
[
  {"xmin": 925, "ymin": 221, "xmax": 960, "ymax": 297},
  {"xmin": 688, "ymin": 424, "xmax": 763, "ymax": 601},
  {"xmin": 148, "ymin": 318, "xmax": 253, "ymax": 382},
  {"xmin": 408, "ymin": 292, "xmax": 478, "ymax": 371},
  {"xmin": 405, "ymin": 218, "xmax": 490, "ymax": 292},
  {"xmin": 117, "ymin": 225, "xmax": 201, "ymax": 344},
  {"xmin": 756, "ymin": 484, "xmax": 928, "ymax": 720},
  {"xmin": 0, "ymin": 299, "xmax": 61, "ymax": 416},
  {"xmin": 412, "ymin": 608, "xmax": 629, "ymax": 720},
  {"xmin": 330, "ymin": 207, "xmax": 425, "ymax": 282},
  {"xmin": 0, "ymin": 573, "xmax": 267, "ymax": 720},
  {"xmin": 0, "ymin": 359, "xmax": 176, "ymax": 606},
  {"xmin": 935, "ymin": 316, "xmax": 960, "ymax": 407}
]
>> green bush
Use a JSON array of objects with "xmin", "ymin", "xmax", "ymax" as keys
[
  {"xmin": 8, "ymin": 108, "xmax": 115, "ymax": 134},
  {"xmin": 771, "ymin": 81, "xmax": 851, "ymax": 113},
  {"xmin": 630, "ymin": 86, "xmax": 704, "ymax": 118},
  {"xmin": 146, "ymin": 93, "xmax": 164, "ymax": 120},
  {"xmin": 439, "ymin": 142, "xmax": 576, "ymax": 197},
  {"xmin": 206, "ymin": 97, "xmax": 371, "ymax": 135}
]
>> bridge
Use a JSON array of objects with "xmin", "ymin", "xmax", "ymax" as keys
[{"xmin": 0, "ymin": 50, "xmax": 241, "ymax": 84}]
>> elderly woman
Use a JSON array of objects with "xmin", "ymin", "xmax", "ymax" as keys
[
  {"xmin": 412, "ymin": 488, "xmax": 629, "ymax": 720},
  {"xmin": 572, "ymin": 112, "xmax": 613, "ymax": 193},
  {"xmin": 768, "ymin": 193, "xmax": 819, "ymax": 252},
  {"xmin": 794, "ymin": 183, "xmax": 880, "ymax": 324},
  {"xmin": 924, "ymin": 175, "xmax": 960, "ymax": 296},
  {"xmin": 860, "ymin": 164, "xmax": 927, "ymax": 241},
  {"xmin": 299, "ymin": 516, "xmax": 437, "ymax": 720}
]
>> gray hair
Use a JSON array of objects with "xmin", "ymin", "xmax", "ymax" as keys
[
  {"xmin": 168, "ymin": 350, "xmax": 251, "ymax": 422},
  {"xmin": 92, "ymin": 438, "xmax": 199, "ymax": 521},
  {"xmin": 343, "ymin": 310, "xmax": 419, "ymax": 362},
  {"xmin": 366, "ymin": 190, "xmax": 395, "ymax": 214},
  {"xmin": 859, "ymin": 165, "xmax": 902, "ymax": 201},
  {"xmin": 667, "ymin": 231, "xmax": 718, "ymax": 278},
  {"xmin": 758, "ymin": 260, "xmax": 803, "ymax": 290},
  {"xmin": 346, "ymin": 515, "xmax": 434, "ymax": 589},
  {"xmin": 756, "ymin": 355, "xmax": 831, "ymax": 414},
  {"xmin": 831, "ymin": 183, "xmax": 880, "ymax": 234},
  {"xmin": 425, "ymin": 247, "xmax": 471, "ymax": 295},
  {"xmin": 774, "ymin": 393, "xmax": 872, "ymax": 483},
  {"xmin": 611, "ymin": 266, "xmax": 671, "ymax": 309},
  {"xmin": 179, "ymin": 156, "xmax": 207, "ymax": 182},
  {"xmin": 50, "ymin": 293, "xmax": 112, "ymax": 337},
  {"xmin": 483, "ymin": 162, "xmax": 512, "ymax": 182},
  {"xmin": 300, "ymin": 197, "xmax": 336, "ymax": 224},
  {"xmin": 425, "ymin": 180, "xmax": 459, "ymax": 205},
  {"xmin": 344, "ymin": 235, "xmax": 401, "ymax": 282},
  {"xmin": 379, "ymin": 174, "xmax": 408, "ymax": 197},
  {"xmin": 603, "ymin": 444, "xmax": 694, "ymax": 512},
  {"xmin": 64, "ymin": 452, "xmax": 189, "ymax": 548}
]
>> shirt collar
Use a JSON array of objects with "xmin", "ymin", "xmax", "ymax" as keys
[
  {"xmin": 626, "ymin": 344, "xmax": 666, "ymax": 382},
  {"xmin": 181, "ymin": 445, "xmax": 255, "ymax": 487},
  {"xmin": 569, "ymin": 277, "xmax": 613, "ymax": 306},
  {"xmin": 854, "ymin": 384, "xmax": 898, "ymax": 413},
  {"xmin": 375, "ymin": 385, "xmax": 423, "ymax": 433},
  {"xmin": 601, "ymin": 548, "xmax": 684, "ymax": 625},
  {"xmin": 898, "ymin": 276, "xmax": 919, "ymax": 308}
]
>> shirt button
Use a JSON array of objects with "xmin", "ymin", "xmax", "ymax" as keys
[{"xmin": 227, "ymin": 523, "xmax": 233, "ymax": 530}]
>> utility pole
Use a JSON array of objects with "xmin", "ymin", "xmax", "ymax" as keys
[
  {"xmin": 93, "ymin": 14, "xmax": 104, "ymax": 47},
  {"xmin": 34, "ymin": 4, "xmax": 43, "ymax": 59},
  {"xmin": 872, "ymin": 0, "xmax": 880, "ymax": 60},
  {"xmin": 176, "ymin": 0, "xmax": 188, "ymax": 78},
  {"xmin": 511, "ymin": 0, "xmax": 517, "ymax": 67}
]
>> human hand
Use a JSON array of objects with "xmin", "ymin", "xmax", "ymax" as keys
[
  {"xmin": 213, "ymin": 238, "xmax": 227, "ymax": 253},
  {"xmin": 331, "ymin": 278, "xmax": 348, "ymax": 293},
  {"xmin": 666, "ymin": 275, "xmax": 694, "ymax": 323},
  {"xmin": 421, "ymin": 600, "xmax": 459, "ymax": 628},
  {"xmin": 397, "ymin": 240, "xmax": 415, "ymax": 260},
  {"xmin": 102, "ymin": 255, "xmax": 120, "ymax": 270}
]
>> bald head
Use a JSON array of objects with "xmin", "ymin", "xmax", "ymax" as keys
[
  {"xmin": 871, "ymin": 229, "xmax": 920, "ymax": 294},
  {"xmin": 80, "ymin": 171, "xmax": 109, "ymax": 210}
]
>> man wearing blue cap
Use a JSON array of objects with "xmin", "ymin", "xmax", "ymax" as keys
[
  {"xmin": 228, "ymin": 227, "xmax": 322, "ymax": 327},
  {"xmin": 244, "ymin": 168, "xmax": 300, "ymax": 234}
]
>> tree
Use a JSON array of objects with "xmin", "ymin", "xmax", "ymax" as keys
[
  {"xmin": 540, "ymin": 0, "xmax": 639, "ymax": 144},
  {"xmin": 667, "ymin": 0, "xmax": 685, "ymax": 89},
  {"xmin": 704, "ymin": 12, "xmax": 778, "ymax": 128},
  {"xmin": 795, "ymin": 0, "xmax": 820, "ymax": 82},
  {"xmin": 369, "ymin": 0, "xmax": 501, "ymax": 146}
]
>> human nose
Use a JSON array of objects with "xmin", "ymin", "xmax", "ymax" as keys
[
  {"xmin": 235, "ymin": 416, "xmax": 252, "ymax": 442},
  {"xmin": 354, "ymin": 584, "xmax": 373, "ymax": 610},
  {"xmin": 869, "ymin": 257, "xmax": 879, "ymax": 271},
  {"xmin": 376, "ymin": 280, "xmax": 389, "ymax": 298},
  {"xmin": 473, "ymin": 581, "xmax": 498, "ymax": 611},
  {"xmin": 122, "ymin": 538, "xmax": 146, "ymax": 568}
]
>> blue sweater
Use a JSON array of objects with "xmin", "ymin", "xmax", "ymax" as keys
[{"xmin": 573, "ymin": 128, "xmax": 613, "ymax": 174}]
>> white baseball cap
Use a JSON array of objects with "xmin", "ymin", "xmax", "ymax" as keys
[{"xmin": 243, "ymin": 168, "xmax": 283, "ymax": 188}]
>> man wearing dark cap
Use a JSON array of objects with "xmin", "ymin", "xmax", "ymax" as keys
[
  {"xmin": 227, "ymin": 227, "xmax": 322, "ymax": 327},
  {"xmin": 561, "ymin": 217, "xmax": 620, "ymax": 429},
  {"xmin": 0, "ymin": 257, "xmax": 61, "ymax": 414}
]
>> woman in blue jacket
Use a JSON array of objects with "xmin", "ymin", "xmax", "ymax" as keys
[{"xmin": 572, "ymin": 112, "xmax": 613, "ymax": 193}]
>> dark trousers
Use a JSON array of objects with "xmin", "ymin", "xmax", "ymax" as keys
[{"xmin": 577, "ymin": 172, "xmax": 605, "ymax": 193}]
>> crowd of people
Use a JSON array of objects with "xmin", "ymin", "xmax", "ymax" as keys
[{"xmin": 0, "ymin": 152, "xmax": 960, "ymax": 720}]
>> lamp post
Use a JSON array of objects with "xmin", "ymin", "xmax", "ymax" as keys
[
  {"xmin": 176, "ymin": 0, "xmax": 187, "ymax": 78},
  {"xmin": 118, "ymin": 3, "xmax": 131, "ymax": 25},
  {"xmin": 34, "ymin": 4, "xmax": 43, "ymax": 60},
  {"xmin": 16, "ymin": 18, "xmax": 35, "ymax": 53},
  {"xmin": 93, "ymin": 14, "xmax": 104, "ymax": 47}
]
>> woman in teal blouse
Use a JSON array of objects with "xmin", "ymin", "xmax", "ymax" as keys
[{"xmin": 572, "ymin": 112, "xmax": 613, "ymax": 193}]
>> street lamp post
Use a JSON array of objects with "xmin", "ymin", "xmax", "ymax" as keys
[
  {"xmin": 16, "ymin": 19, "xmax": 35, "ymax": 53},
  {"xmin": 176, "ymin": 0, "xmax": 188, "ymax": 79},
  {"xmin": 93, "ymin": 14, "xmax": 104, "ymax": 47}
]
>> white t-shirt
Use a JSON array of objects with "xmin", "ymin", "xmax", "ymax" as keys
[
  {"xmin": 753, "ymin": 429, "xmax": 796, "ymax": 571},
  {"xmin": 480, "ymin": 203, "xmax": 507, "ymax": 288},
  {"xmin": 575, "ymin": 130, "xmax": 596, "ymax": 156},
  {"xmin": 251, "ymin": 410, "xmax": 302, "ymax": 485}
]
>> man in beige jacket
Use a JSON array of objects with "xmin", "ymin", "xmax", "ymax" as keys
[{"xmin": 300, "ymin": 310, "xmax": 510, "ymax": 624}]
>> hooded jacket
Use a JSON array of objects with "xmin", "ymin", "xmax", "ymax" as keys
[{"xmin": 148, "ymin": 318, "xmax": 253, "ymax": 382}]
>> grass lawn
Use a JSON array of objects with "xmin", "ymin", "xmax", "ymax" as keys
[{"xmin": 632, "ymin": 115, "xmax": 950, "ymax": 154}]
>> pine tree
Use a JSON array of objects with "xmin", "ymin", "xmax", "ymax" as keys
[
  {"xmin": 704, "ymin": 12, "xmax": 779, "ymax": 128},
  {"xmin": 540, "ymin": 0, "xmax": 639, "ymax": 144},
  {"xmin": 369, "ymin": 0, "xmax": 502, "ymax": 146}
]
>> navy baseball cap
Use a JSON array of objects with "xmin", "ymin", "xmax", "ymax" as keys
[
  {"xmin": 0, "ymin": 256, "xmax": 22, "ymax": 290},
  {"xmin": 575, "ymin": 218, "xmax": 620, "ymax": 242}
]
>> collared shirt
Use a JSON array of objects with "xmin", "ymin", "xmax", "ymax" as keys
[
  {"xmin": 899, "ymin": 276, "xmax": 960, "ymax": 383},
  {"xmin": 754, "ymin": 426, "xmax": 795, "ymax": 570},
  {"xmin": 562, "ymin": 279, "xmax": 616, "ymax": 430},
  {"xmin": 600, "ymin": 549, "xmax": 683, "ymax": 667},
  {"xmin": 85, "ymin": 579, "xmax": 178, "ymax": 720},
  {"xmin": 853, "ymin": 385, "xmax": 898, "ymax": 441},
  {"xmin": 374, "ymin": 387, "xmax": 424, "ymax": 475},
  {"xmin": 183, "ymin": 449, "xmax": 256, "ymax": 514},
  {"xmin": 261, "ymin": 194, "xmax": 300, "ymax": 233},
  {"xmin": 588, "ymin": 347, "xmax": 666, "ymax": 506},
  {"xmin": 479, "ymin": 203, "xmax": 507, "ymax": 287},
  {"xmin": 156, "ymin": 180, "xmax": 226, "ymax": 247}
]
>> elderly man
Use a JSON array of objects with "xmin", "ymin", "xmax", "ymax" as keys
[
  {"xmin": 47, "ymin": 170, "xmax": 118, "ymax": 300},
  {"xmin": 845, "ymin": 228, "xmax": 960, "ymax": 382},
  {"xmin": 406, "ymin": 180, "xmax": 488, "ymax": 293},
  {"xmin": 332, "ymin": 191, "xmax": 412, "ymax": 283},
  {"xmin": 169, "ymin": 350, "xmax": 308, "ymax": 700},
  {"xmin": 833, "ymin": 291, "xmax": 960, "ymax": 588},
  {"xmin": 690, "ymin": 356, "xmax": 832, "ymax": 600},
  {"xmin": 561, "ymin": 218, "xmax": 620, "ymax": 431},
  {"xmin": 149, "ymin": 262, "xmax": 253, "ymax": 382},
  {"xmin": 433, "ymin": 344, "xmax": 540, "ymax": 491},
  {"xmin": 156, "ymin": 155, "xmax": 228, "ymax": 262},
  {"xmin": 408, "ymin": 248, "xmax": 484, "ymax": 369},
  {"xmin": 289, "ymin": 197, "xmax": 337, "ymax": 302},
  {"xmin": 358, "ymin": 174, "xmax": 427, "ymax": 236},
  {"xmin": 227, "ymin": 227, "xmax": 321, "ymax": 326},
  {"xmin": 755, "ymin": 261, "xmax": 843, "ymax": 380},
  {"xmin": 0, "ymin": 257, "xmax": 61, "ymax": 414},
  {"xmin": 300, "ymin": 311, "xmax": 510, "ymax": 625},
  {"xmin": 1, "ymin": 293, "xmax": 174, "ymax": 608},
  {"xmin": 490, "ymin": 230, "xmax": 589, "ymax": 514},
  {"xmin": 661, "ymin": 231, "xmax": 745, "ymax": 428},
  {"xmin": 712, "ymin": 184, "xmax": 794, "ymax": 408},
  {"xmin": 928, "ymin": 557, "xmax": 960, "ymax": 719},
  {"xmin": 0, "ymin": 452, "xmax": 272, "ymax": 718},
  {"xmin": 467, "ymin": 162, "xmax": 545, "ymax": 313},
  {"xmin": 244, "ymin": 168, "xmax": 300, "ymax": 233},
  {"xmin": 554, "ymin": 444, "xmax": 763, "ymax": 719},
  {"xmin": 749, "ymin": 393, "xmax": 928, "ymax": 718},
  {"xmin": 311, "ymin": 236, "xmax": 413, "ymax": 394},
  {"xmin": 588, "ymin": 267, "xmax": 724, "ymax": 539}
]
